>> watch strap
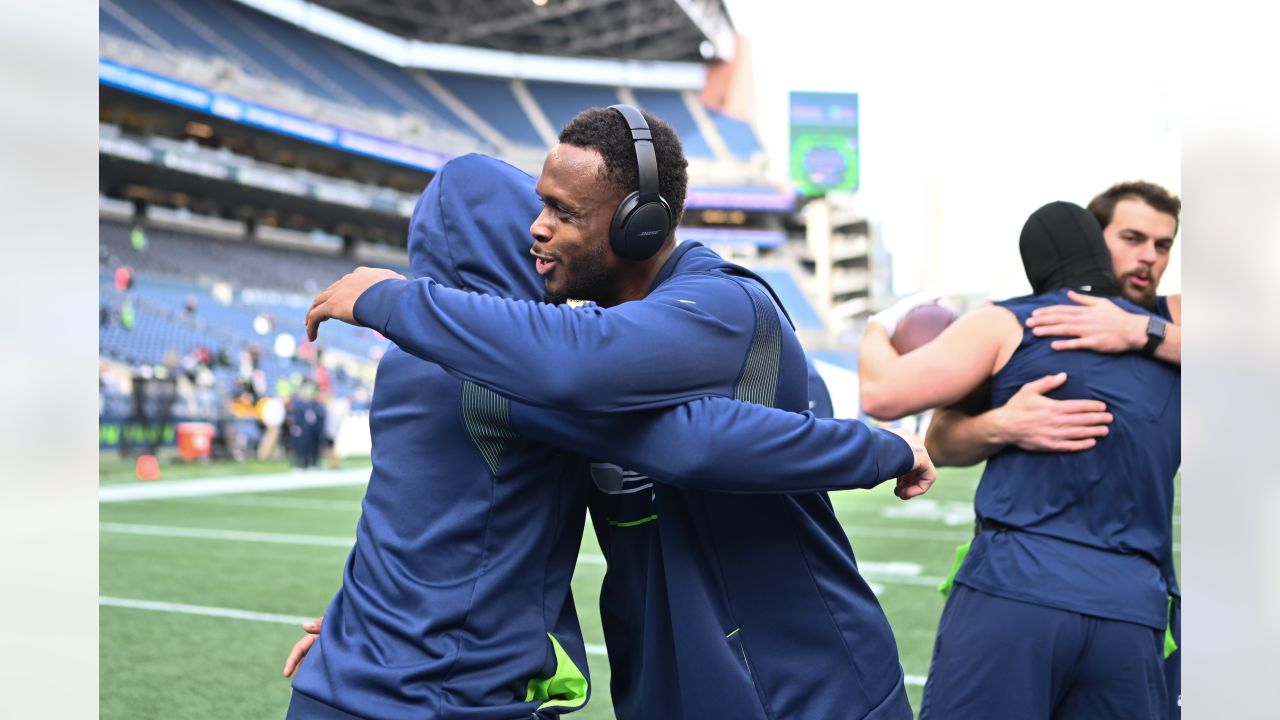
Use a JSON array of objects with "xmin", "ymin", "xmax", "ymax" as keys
[{"xmin": 1141, "ymin": 316, "xmax": 1167, "ymax": 356}]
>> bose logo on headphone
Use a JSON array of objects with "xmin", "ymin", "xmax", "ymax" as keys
[{"xmin": 608, "ymin": 104, "xmax": 674, "ymax": 261}]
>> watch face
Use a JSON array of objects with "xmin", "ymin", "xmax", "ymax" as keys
[{"xmin": 1149, "ymin": 317, "xmax": 1167, "ymax": 339}]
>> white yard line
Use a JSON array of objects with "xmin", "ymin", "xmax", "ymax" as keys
[
  {"xmin": 846, "ymin": 525, "xmax": 1180, "ymax": 553},
  {"xmin": 100, "ymin": 596, "xmax": 315, "ymax": 625},
  {"xmin": 866, "ymin": 575, "xmax": 946, "ymax": 588},
  {"xmin": 844, "ymin": 526, "xmax": 973, "ymax": 542},
  {"xmin": 98, "ymin": 596, "xmax": 914, "ymax": 672},
  {"xmin": 99, "ymin": 596, "xmax": 612, "ymax": 657},
  {"xmin": 98, "ymin": 524, "xmax": 960, "ymax": 584},
  {"xmin": 100, "ymin": 469, "xmax": 369, "ymax": 503},
  {"xmin": 162, "ymin": 495, "xmax": 363, "ymax": 512},
  {"xmin": 100, "ymin": 523, "xmax": 354, "ymax": 548},
  {"xmin": 859, "ymin": 561, "xmax": 925, "ymax": 577}
]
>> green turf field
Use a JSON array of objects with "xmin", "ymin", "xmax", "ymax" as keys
[{"xmin": 100, "ymin": 462, "xmax": 1180, "ymax": 719}]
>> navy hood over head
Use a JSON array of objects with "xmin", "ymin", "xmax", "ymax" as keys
[{"xmin": 409, "ymin": 153, "xmax": 543, "ymax": 300}]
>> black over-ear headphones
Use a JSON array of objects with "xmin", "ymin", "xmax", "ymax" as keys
[{"xmin": 608, "ymin": 104, "xmax": 674, "ymax": 261}]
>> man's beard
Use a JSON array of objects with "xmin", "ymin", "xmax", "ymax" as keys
[
  {"xmin": 543, "ymin": 243, "xmax": 616, "ymax": 306},
  {"xmin": 1118, "ymin": 270, "xmax": 1158, "ymax": 310}
]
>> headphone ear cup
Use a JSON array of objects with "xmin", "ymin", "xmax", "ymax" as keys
[
  {"xmin": 609, "ymin": 191, "xmax": 641, "ymax": 258},
  {"xmin": 611, "ymin": 194, "xmax": 672, "ymax": 261}
]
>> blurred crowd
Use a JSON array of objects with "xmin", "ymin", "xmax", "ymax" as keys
[{"xmin": 100, "ymin": 338, "xmax": 371, "ymax": 469}]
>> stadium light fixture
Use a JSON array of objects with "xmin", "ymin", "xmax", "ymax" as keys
[{"xmin": 531, "ymin": 0, "xmax": 548, "ymax": 6}]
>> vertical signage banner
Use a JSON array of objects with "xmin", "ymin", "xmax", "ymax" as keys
[{"xmin": 789, "ymin": 92, "xmax": 859, "ymax": 196}]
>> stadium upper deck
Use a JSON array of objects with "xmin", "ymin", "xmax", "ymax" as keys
[
  {"xmin": 97, "ymin": 0, "xmax": 831, "ymax": 368},
  {"xmin": 98, "ymin": 0, "xmax": 763, "ymax": 171}
]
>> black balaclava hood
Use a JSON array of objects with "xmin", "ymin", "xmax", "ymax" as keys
[{"xmin": 1018, "ymin": 201, "xmax": 1121, "ymax": 297}]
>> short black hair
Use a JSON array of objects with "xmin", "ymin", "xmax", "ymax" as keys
[
  {"xmin": 1087, "ymin": 181, "xmax": 1181, "ymax": 234},
  {"xmin": 558, "ymin": 107, "xmax": 689, "ymax": 228}
]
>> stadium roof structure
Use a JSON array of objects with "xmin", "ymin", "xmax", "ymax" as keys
[{"xmin": 305, "ymin": 0, "xmax": 736, "ymax": 62}]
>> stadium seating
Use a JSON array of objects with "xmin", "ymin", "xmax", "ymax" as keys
[
  {"xmin": 524, "ymin": 81, "xmax": 623, "ymax": 135},
  {"xmin": 98, "ymin": 4, "xmax": 149, "ymax": 46},
  {"xmin": 103, "ymin": 0, "xmax": 483, "ymax": 142},
  {"xmin": 179, "ymin": 0, "xmax": 378, "ymax": 110},
  {"xmin": 431, "ymin": 72, "xmax": 546, "ymax": 147},
  {"xmin": 100, "ymin": 218, "xmax": 390, "ymax": 393},
  {"xmin": 630, "ymin": 89, "xmax": 714, "ymax": 158},
  {"xmin": 707, "ymin": 108, "xmax": 763, "ymax": 160},
  {"xmin": 110, "ymin": 0, "xmax": 226, "ymax": 61},
  {"xmin": 98, "ymin": 0, "xmax": 788, "ymax": 413},
  {"xmin": 99, "ymin": 220, "xmax": 407, "ymax": 294},
  {"xmin": 99, "ymin": 0, "xmax": 766, "ymax": 160},
  {"xmin": 100, "ymin": 273, "xmax": 373, "ymax": 397}
]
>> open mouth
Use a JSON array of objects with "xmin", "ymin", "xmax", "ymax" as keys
[
  {"xmin": 534, "ymin": 256, "xmax": 557, "ymax": 276},
  {"xmin": 531, "ymin": 249, "xmax": 558, "ymax": 276},
  {"xmin": 1128, "ymin": 274, "xmax": 1151, "ymax": 289}
]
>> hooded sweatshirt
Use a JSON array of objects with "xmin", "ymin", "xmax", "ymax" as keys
[
  {"xmin": 353, "ymin": 158, "xmax": 918, "ymax": 718},
  {"xmin": 289, "ymin": 155, "xmax": 593, "ymax": 719},
  {"xmin": 956, "ymin": 201, "xmax": 1181, "ymax": 630}
]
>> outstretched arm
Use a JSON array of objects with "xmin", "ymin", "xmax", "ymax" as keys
[
  {"xmin": 511, "ymin": 396, "xmax": 935, "ymax": 498},
  {"xmin": 1025, "ymin": 290, "xmax": 1181, "ymax": 365},
  {"xmin": 306, "ymin": 268, "xmax": 758, "ymax": 413},
  {"xmin": 859, "ymin": 305, "xmax": 1020, "ymax": 421}
]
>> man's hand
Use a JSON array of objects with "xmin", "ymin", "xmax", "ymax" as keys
[
  {"xmin": 305, "ymin": 267, "xmax": 406, "ymax": 341},
  {"xmin": 282, "ymin": 616, "xmax": 323, "ymax": 678},
  {"xmin": 992, "ymin": 372, "xmax": 1112, "ymax": 452},
  {"xmin": 884, "ymin": 428, "xmax": 937, "ymax": 500},
  {"xmin": 1025, "ymin": 290, "xmax": 1146, "ymax": 353}
]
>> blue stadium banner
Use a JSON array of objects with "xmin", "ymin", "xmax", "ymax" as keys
[
  {"xmin": 789, "ymin": 92, "xmax": 859, "ymax": 196},
  {"xmin": 98, "ymin": 58, "xmax": 451, "ymax": 173}
]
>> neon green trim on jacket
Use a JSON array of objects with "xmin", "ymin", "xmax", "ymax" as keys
[
  {"xmin": 1164, "ymin": 597, "xmax": 1179, "ymax": 659},
  {"xmin": 937, "ymin": 541, "xmax": 972, "ymax": 598},
  {"xmin": 607, "ymin": 514, "xmax": 658, "ymax": 528},
  {"xmin": 525, "ymin": 633, "xmax": 589, "ymax": 711}
]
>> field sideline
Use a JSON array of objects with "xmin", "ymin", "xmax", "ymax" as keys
[{"xmin": 100, "ymin": 461, "xmax": 1180, "ymax": 719}]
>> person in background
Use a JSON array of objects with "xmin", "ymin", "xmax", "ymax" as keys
[
  {"xmin": 288, "ymin": 383, "xmax": 325, "ymax": 470},
  {"xmin": 256, "ymin": 393, "xmax": 285, "ymax": 461}
]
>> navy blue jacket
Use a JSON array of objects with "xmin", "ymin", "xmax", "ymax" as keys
[
  {"xmin": 957, "ymin": 289, "xmax": 1181, "ymax": 630},
  {"xmin": 355, "ymin": 170, "xmax": 917, "ymax": 718},
  {"xmin": 290, "ymin": 156, "xmax": 592, "ymax": 719}
]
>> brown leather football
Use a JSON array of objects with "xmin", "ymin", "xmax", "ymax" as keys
[{"xmin": 890, "ymin": 304, "xmax": 959, "ymax": 354}]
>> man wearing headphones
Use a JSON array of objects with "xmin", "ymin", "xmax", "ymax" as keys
[{"xmin": 306, "ymin": 106, "xmax": 918, "ymax": 718}]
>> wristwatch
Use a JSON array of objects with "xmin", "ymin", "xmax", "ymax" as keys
[{"xmin": 1141, "ymin": 316, "xmax": 1167, "ymax": 357}]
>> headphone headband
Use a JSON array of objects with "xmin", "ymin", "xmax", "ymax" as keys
[
  {"xmin": 605, "ymin": 104, "xmax": 672, "ymax": 261},
  {"xmin": 610, "ymin": 104, "xmax": 660, "ymax": 205}
]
